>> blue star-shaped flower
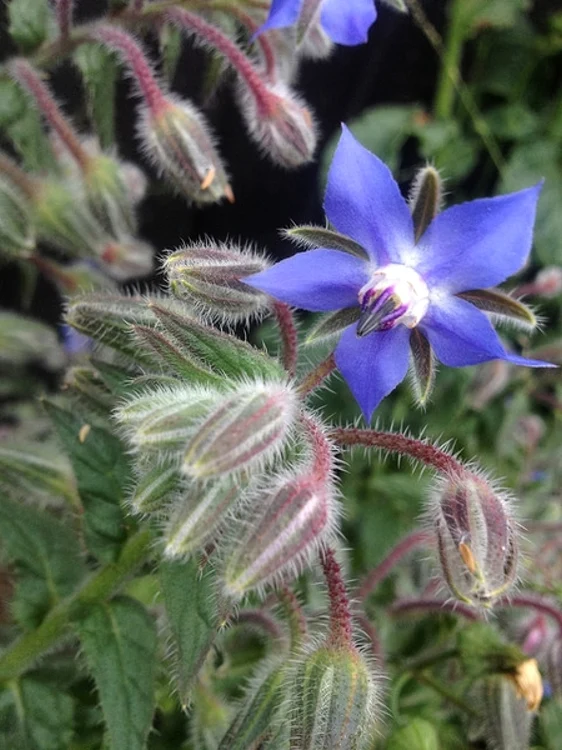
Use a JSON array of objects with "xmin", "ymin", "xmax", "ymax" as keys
[
  {"xmin": 257, "ymin": 0, "xmax": 377, "ymax": 46},
  {"xmin": 245, "ymin": 126, "xmax": 552, "ymax": 421}
]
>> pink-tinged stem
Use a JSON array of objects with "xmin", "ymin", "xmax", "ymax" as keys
[
  {"xmin": 358, "ymin": 530, "xmax": 432, "ymax": 601},
  {"xmin": 273, "ymin": 301, "xmax": 298, "ymax": 377},
  {"xmin": 277, "ymin": 585, "xmax": 307, "ymax": 650},
  {"xmin": 390, "ymin": 596, "xmax": 480, "ymax": 621},
  {"xmin": 330, "ymin": 427, "xmax": 465, "ymax": 477},
  {"xmin": 300, "ymin": 412, "xmax": 333, "ymax": 483},
  {"xmin": 357, "ymin": 613, "xmax": 384, "ymax": 665},
  {"xmin": 54, "ymin": 0, "xmax": 73, "ymax": 39},
  {"xmin": 320, "ymin": 546, "xmax": 353, "ymax": 647},
  {"xmin": 297, "ymin": 353, "xmax": 337, "ymax": 397},
  {"xmin": 9, "ymin": 59, "xmax": 88, "ymax": 169},
  {"xmin": 230, "ymin": 7, "xmax": 277, "ymax": 80},
  {"xmin": 165, "ymin": 7, "xmax": 274, "ymax": 115},
  {"xmin": 234, "ymin": 609, "xmax": 284, "ymax": 641},
  {"xmin": 91, "ymin": 25, "xmax": 167, "ymax": 114},
  {"xmin": 0, "ymin": 151, "xmax": 37, "ymax": 199},
  {"xmin": 500, "ymin": 594, "xmax": 562, "ymax": 635}
]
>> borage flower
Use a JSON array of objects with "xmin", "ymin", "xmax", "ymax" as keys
[
  {"xmin": 245, "ymin": 126, "xmax": 553, "ymax": 421},
  {"xmin": 256, "ymin": 0, "xmax": 377, "ymax": 46}
]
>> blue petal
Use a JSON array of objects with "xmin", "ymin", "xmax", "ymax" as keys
[
  {"xmin": 415, "ymin": 184, "xmax": 542, "ymax": 293},
  {"xmin": 255, "ymin": 0, "xmax": 302, "ymax": 36},
  {"xmin": 335, "ymin": 322, "xmax": 411, "ymax": 421},
  {"xmin": 324, "ymin": 126, "xmax": 414, "ymax": 264},
  {"xmin": 321, "ymin": 0, "xmax": 377, "ymax": 45},
  {"xmin": 421, "ymin": 295, "xmax": 552, "ymax": 368},
  {"xmin": 244, "ymin": 248, "xmax": 368, "ymax": 311}
]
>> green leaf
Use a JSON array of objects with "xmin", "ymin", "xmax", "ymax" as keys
[
  {"xmin": 11, "ymin": 677, "xmax": 74, "ymax": 750},
  {"xmin": 8, "ymin": 0, "xmax": 53, "ymax": 52},
  {"xmin": 44, "ymin": 401, "xmax": 130, "ymax": 562},
  {"xmin": 74, "ymin": 43, "xmax": 119, "ymax": 149},
  {"xmin": 159, "ymin": 558, "xmax": 221, "ymax": 705},
  {"xmin": 459, "ymin": 0, "xmax": 530, "ymax": 35},
  {"xmin": 501, "ymin": 140, "xmax": 562, "ymax": 265},
  {"xmin": 74, "ymin": 596, "xmax": 157, "ymax": 750},
  {"xmin": 388, "ymin": 718, "xmax": 440, "ymax": 750},
  {"xmin": 0, "ymin": 496, "xmax": 86, "ymax": 628}
]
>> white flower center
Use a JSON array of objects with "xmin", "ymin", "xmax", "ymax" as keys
[{"xmin": 357, "ymin": 263, "xmax": 429, "ymax": 336}]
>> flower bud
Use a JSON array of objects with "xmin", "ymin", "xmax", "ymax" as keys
[
  {"xmin": 30, "ymin": 257, "xmax": 115, "ymax": 294},
  {"xmin": 130, "ymin": 462, "xmax": 181, "ymax": 515},
  {"xmin": 97, "ymin": 236, "xmax": 154, "ymax": 281},
  {"xmin": 533, "ymin": 266, "xmax": 562, "ymax": 298},
  {"xmin": 83, "ymin": 153, "xmax": 138, "ymax": 236},
  {"xmin": 290, "ymin": 644, "xmax": 379, "ymax": 750},
  {"xmin": 509, "ymin": 658, "xmax": 543, "ymax": 711},
  {"xmin": 138, "ymin": 96, "xmax": 234, "ymax": 204},
  {"xmin": 476, "ymin": 675, "xmax": 534, "ymax": 750},
  {"xmin": 164, "ymin": 241, "xmax": 271, "ymax": 322},
  {"xmin": 164, "ymin": 478, "xmax": 242, "ymax": 558},
  {"xmin": 431, "ymin": 473, "xmax": 519, "ymax": 608},
  {"xmin": 222, "ymin": 472, "xmax": 336, "ymax": 597},
  {"xmin": 0, "ymin": 177, "xmax": 35, "ymax": 259},
  {"xmin": 236, "ymin": 80, "xmax": 317, "ymax": 168},
  {"xmin": 183, "ymin": 381, "xmax": 297, "ymax": 480}
]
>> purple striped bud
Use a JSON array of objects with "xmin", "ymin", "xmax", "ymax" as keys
[
  {"xmin": 182, "ymin": 381, "xmax": 297, "ymax": 480},
  {"xmin": 431, "ymin": 473, "xmax": 519, "ymax": 608},
  {"xmin": 222, "ymin": 472, "xmax": 336, "ymax": 597},
  {"xmin": 138, "ymin": 96, "xmax": 234, "ymax": 205},
  {"xmin": 164, "ymin": 241, "xmax": 271, "ymax": 323},
  {"xmin": 290, "ymin": 644, "xmax": 380, "ymax": 749}
]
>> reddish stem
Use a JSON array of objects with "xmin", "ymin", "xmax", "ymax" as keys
[
  {"xmin": 300, "ymin": 413, "xmax": 333, "ymax": 483},
  {"xmin": 234, "ymin": 609, "xmax": 284, "ymax": 641},
  {"xmin": 500, "ymin": 594, "xmax": 562, "ymax": 635},
  {"xmin": 273, "ymin": 301, "xmax": 298, "ymax": 377},
  {"xmin": 358, "ymin": 530, "xmax": 432, "ymax": 601},
  {"xmin": 390, "ymin": 596, "xmax": 480, "ymax": 621},
  {"xmin": 91, "ymin": 25, "xmax": 167, "ymax": 114},
  {"xmin": 320, "ymin": 546, "xmax": 353, "ymax": 647},
  {"xmin": 330, "ymin": 427, "xmax": 465, "ymax": 477},
  {"xmin": 297, "ymin": 353, "xmax": 337, "ymax": 397},
  {"xmin": 165, "ymin": 7, "xmax": 274, "ymax": 114},
  {"xmin": 357, "ymin": 613, "xmax": 384, "ymax": 665},
  {"xmin": 277, "ymin": 586, "xmax": 307, "ymax": 650},
  {"xmin": 54, "ymin": 0, "xmax": 73, "ymax": 39},
  {"xmin": 9, "ymin": 59, "xmax": 88, "ymax": 169},
  {"xmin": 0, "ymin": 151, "xmax": 37, "ymax": 199}
]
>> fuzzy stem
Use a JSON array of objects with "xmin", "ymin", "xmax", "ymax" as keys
[
  {"xmin": 165, "ymin": 7, "xmax": 274, "ymax": 113},
  {"xmin": 277, "ymin": 586, "xmax": 307, "ymax": 652},
  {"xmin": 234, "ymin": 609, "xmax": 284, "ymax": 642},
  {"xmin": 390, "ymin": 596, "xmax": 480, "ymax": 621},
  {"xmin": 91, "ymin": 25, "xmax": 167, "ymax": 113},
  {"xmin": 320, "ymin": 547, "xmax": 353, "ymax": 647},
  {"xmin": 358, "ymin": 530, "xmax": 432, "ymax": 601},
  {"xmin": 300, "ymin": 412, "xmax": 333, "ymax": 483},
  {"xmin": 0, "ymin": 151, "xmax": 37, "ymax": 199},
  {"xmin": 9, "ymin": 59, "xmax": 89, "ymax": 169},
  {"xmin": 0, "ymin": 530, "xmax": 152, "ymax": 683},
  {"xmin": 501, "ymin": 594, "xmax": 562, "ymax": 635},
  {"xmin": 297, "ymin": 353, "xmax": 337, "ymax": 397},
  {"xmin": 357, "ymin": 613, "xmax": 383, "ymax": 664},
  {"xmin": 330, "ymin": 427, "xmax": 465, "ymax": 476},
  {"xmin": 273, "ymin": 301, "xmax": 298, "ymax": 377},
  {"xmin": 54, "ymin": 0, "xmax": 73, "ymax": 39}
]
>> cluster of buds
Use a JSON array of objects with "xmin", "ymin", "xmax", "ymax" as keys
[{"xmin": 430, "ymin": 471, "xmax": 519, "ymax": 608}]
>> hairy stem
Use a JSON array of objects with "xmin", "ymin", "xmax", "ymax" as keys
[
  {"xmin": 0, "ymin": 530, "xmax": 152, "ymax": 683},
  {"xmin": 320, "ymin": 547, "xmax": 353, "ymax": 647},
  {"xmin": 297, "ymin": 353, "xmax": 337, "ymax": 397},
  {"xmin": 330, "ymin": 427, "xmax": 465, "ymax": 476},
  {"xmin": 54, "ymin": 0, "xmax": 74, "ymax": 39},
  {"xmin": 277, "ymin": 586, "xmax": 307, "ymax": 652},
  {"xmin": 390, "ymin": 596, "xmax": 480, "ymax": 621},
  {"xmin": 273, "ymin": 302, "xmax": 298, "ymax": 377},
  {"xmin": 500, "ymin": 593, "xmax": 562, "ymax": 635}
]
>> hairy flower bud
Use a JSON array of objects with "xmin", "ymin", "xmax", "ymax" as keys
[
  {"xmin": 223, "ymin": 472, "xmax": 336, "ymax": 597},
  {"xmin": 236, "ymin": 80, "xmax": 317, "ymax": 168},
  {"xmin": 97, "ymin": 236, "xmax": 154, "ymax": 281},
  {"xmin": 82, "ymin": 153, "xmax": 138, "ymax": 236},
  {"xmin": 164, "ymin": 478, "xmax": 242, "ymax": 559},
  {"xmin": 475, "ymin": 675, "xmax": 534, "ymax": 750},
  {"xmin": 182, "ymin": 381, "xmax": 297, "ymax": 480},
  {"xmin": 532, "ymin": 266, "xmax": 562, "ymax": 298},
  {"xmin": 138, "ymin": 96, "xmax": 234, "ymax": 204},
  {"xmin": 431, "ymin": 473, "xmax": 519, "ymax": 608},
  {"xmin": 290, "ymin": 644, "xmax": 379, "ymax": 750},
  {"xmin": 129, "ymin": 462, "xmax": 181, "ymax": 515},
  {"xmin": 0, "ymin": 177, "xmax": 35, "ymax": 258},
  {"xmin": 164, "ymin": 241, "xmax": 271, "ymax": 322}
]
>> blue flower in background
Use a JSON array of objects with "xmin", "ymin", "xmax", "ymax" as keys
[
  {"xmin": 246, "ymin": 126, "xmax": 552, "ymax": 421},
  {"xmin": 256, "ymin": 0, "xmax": 377, "ymax": 46}
]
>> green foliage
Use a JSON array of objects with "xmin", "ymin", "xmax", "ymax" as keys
[
  {"xmin": 7, "ymin": 0, "xmax": 53, "ymax": 53},
  {"xmin": 44, "ymin": 401, "xmax": 130, "ymax": 562},
  {"xmin": 74, "ymin": 596, "xmax": 157, "ymax": 750}
]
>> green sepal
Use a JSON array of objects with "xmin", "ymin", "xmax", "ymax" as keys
[
  {"xmin": 130, "ymin": 462, "xmax": 182, "ymax": 515},
  {"xmin": 306, "ymin": 308, "xmax": 360, "ymax": 345},
  {"xmin": 409, "ymin": 328, "xmax": 435, "ymax": 406},
  {"xmin": 457, "ymin": 288, "xmax": 536, "ymax": 328},
  {"xmin": 285, "ymin": 225, "xmax": 369, "ymax": 260}
]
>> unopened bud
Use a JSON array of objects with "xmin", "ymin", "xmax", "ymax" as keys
[
  {"xmin": 139, "ymin": 96, "xmax": 233, "ymax": 204},
  {"xmin": 30, "ymin": 257, "xmax": 115, "ymax": 294},
  {"xmin": 97, "ymin": 236, "xmax": 154, "ymax": 281},
  {"xmin": 533, "ymin": 266, "xmax": 562, "ymax": 298},
  {"xmin": 130, "ymin": 462, "xmax": 181, "ymax": 514},
  {"xmin": 223, "ymin": 472, "xmax": 336, "ymax": 597},
  {"xmin": 164, "ymin": 478, "xmax": 242, "ymax": 558},
  {"xmin": 164, "ymin": 241, "xmax": 271, "ymax": 322},
  {"xmin": 183, "ymin": 381, "xmax": 297, "ymax": 480},
  {"xmin": 0, "ymin": 177, "xmax": 35, "ymax": 259},
  {"xmin": 509, "ymin": 658, "xmax": 543, "ymax": 711},
  {"xmin": 116, "ymin": 384, "xmax": 220, "ymax": 453},
  {"xmin": 476, "ymin": 675, "xmax": 534, "ymax": 750},
  {"xmin": 290, "ymin": 644, "xmax": 379, "ymax": 749},
  {"xmin": 432, "ymin": 473, "xmax": 519, "ymax": 608},
  {"xmin": 237, "ymin": 80, "xmax": 317, "ymax": 168},
  {"xmin": 83, "ymin": 153, "xmax": 138, "ymax": 236},
  {"xmin": 299, "ymin": 19, "xmax": 334, "ymax": 61},
  {"xmin": 519, "ymin": 615, "xmax": 549, "ymax": 657}
]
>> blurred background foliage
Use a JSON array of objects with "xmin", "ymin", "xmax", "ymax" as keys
[{"xmin": 0, "ymin": 0, "xmax": 561, "ymax": 748}]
